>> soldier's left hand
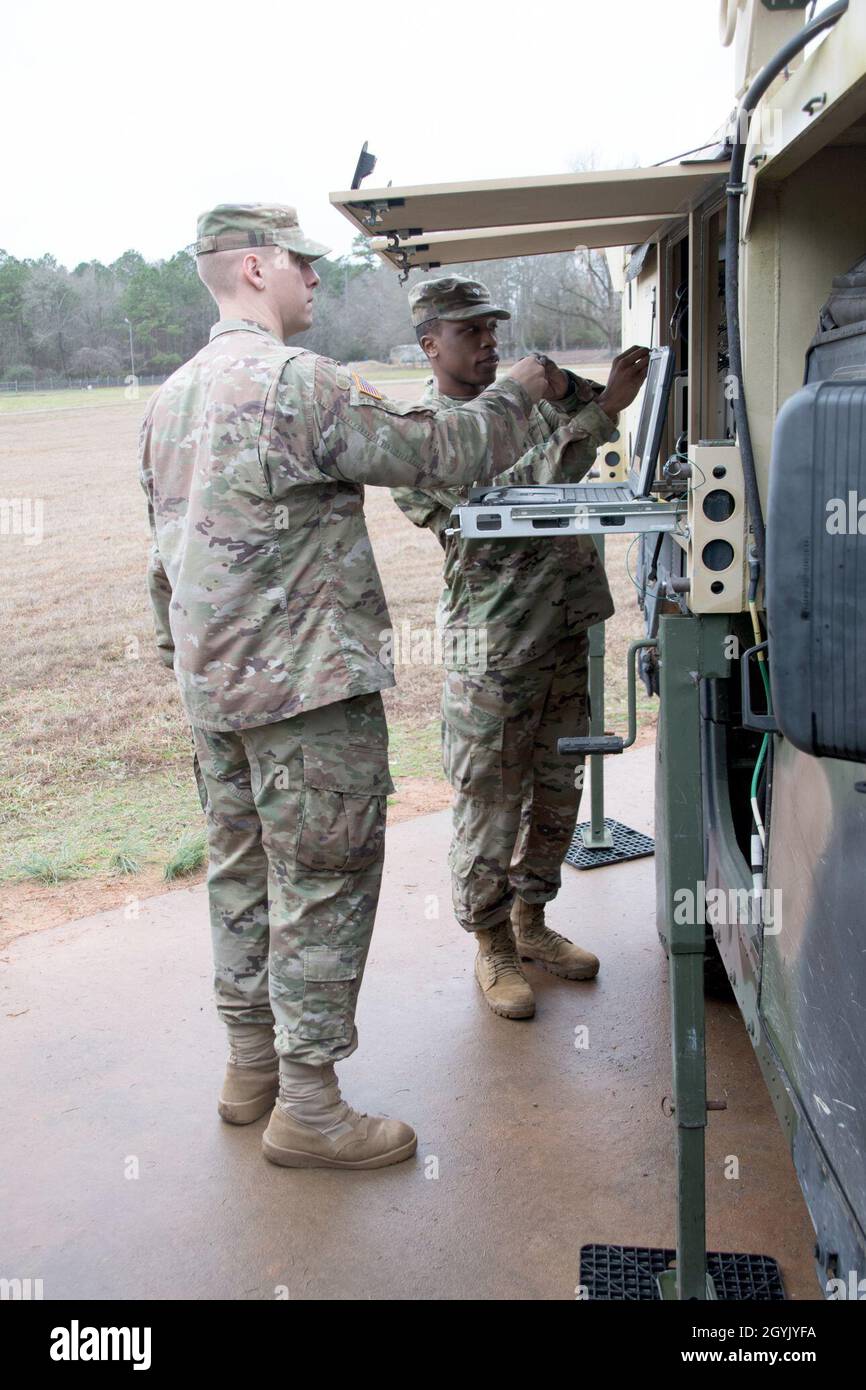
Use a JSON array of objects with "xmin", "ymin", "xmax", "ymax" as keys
[{"xmin": 596, "ymin": 345, "xmax": 651, "ymax": 418}]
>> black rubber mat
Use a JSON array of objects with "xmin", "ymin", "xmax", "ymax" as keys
[
  {"xmin": 565, "ymin": 818, "xmax": 655, "ymax": 870},
  {"xmin": 579, "ymin": 1244, "xmax": 786, "ymax": 1300}
]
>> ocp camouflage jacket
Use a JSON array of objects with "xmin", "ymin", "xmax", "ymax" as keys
[
  {"xmin": 391, "ymin": 375, "xmax": 617, "ymax": 670},
  {"xmin": 139, "ymin": 319, "xmax": 537, "ymax": 730}
]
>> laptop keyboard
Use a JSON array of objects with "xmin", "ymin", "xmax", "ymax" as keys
[
  {"xmin": 560, "ymin": 485, "xmax": 634, "ymax": 504},
  {"xmin": 471, "ymin": 484, "xmax": 636, "ymax": 506}
]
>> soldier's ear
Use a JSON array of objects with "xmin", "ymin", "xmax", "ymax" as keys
[
  {"xmin": 419, "ymin": 333, "xmax": 438, "ymax": 360},
  {"xmin": 240, "ymin": 251, "xmax": 267, "ymax": 291}
]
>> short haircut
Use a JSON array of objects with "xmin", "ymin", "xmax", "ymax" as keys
[
  {"xmin": 196, "ymin": 243, "xmax": 292, "ymax": 305},
  {"xmin": 196, "ymin": 247, "xmax": 248, "ymax": 304},
  {"xmin": 415, "ymin": 317, "xmax": 441, "ymax": 348}
]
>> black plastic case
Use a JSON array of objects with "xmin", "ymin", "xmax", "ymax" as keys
[{"xmin": 767, "ymin": 380, "xmax": 866, "ymax": 761}]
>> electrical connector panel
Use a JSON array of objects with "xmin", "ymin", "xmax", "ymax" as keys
[{"xmin": 685, "ymin": 443, "xmax": 749, "ymax": 614}]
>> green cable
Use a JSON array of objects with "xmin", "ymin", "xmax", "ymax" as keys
[
  {"xmin": 757, "ymin": 650, "xmax": 771, "ymax": 703},
  {"xmin": 750, "ymin": 619, "xmax": 772, "ymax": 813},
  {"xmin": 751, "ymin": 732, "xmax": 769, "ymax": 803},
  {"xmin": 753, "ymin": 629, "xmax": 772, "ymax": 800}
]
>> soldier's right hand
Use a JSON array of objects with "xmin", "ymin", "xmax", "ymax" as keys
[
  {"xmin": 596, "ymin": 345, "xmax": 651, "ymax": 418},
  {"xmin": 508, "ymin": 355, "xmax": 549, "ymax": 404}
]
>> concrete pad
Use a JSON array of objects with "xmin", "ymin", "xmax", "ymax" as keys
[{"xmin": 0, "ymin": 744, "xmax": 818, "ymax": 1300}]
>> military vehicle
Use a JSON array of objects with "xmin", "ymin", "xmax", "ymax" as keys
[{"xmin": 331, "ymin": 0, "xmax": 866, "ymax": 1299}]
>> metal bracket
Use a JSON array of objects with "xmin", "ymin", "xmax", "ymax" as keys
[
  {"xmin": 361, "ymin": 203, "xmax": 391, "ymax": 228},
  {"xmin": 382, "ymin": 234, "xmax": 412, "ymax": 284},
  {"xmin": 557, "ymin": 638, "xmax": 658, "ymax": 758},
  {"xmin": 740, "ymin": 640, "xmax": 779, "ymax": 732},
  {"xmin": 383, "ymin": 231, "xmax": 426, "ymax": 284},
  {"xmin": 802, "ymin": 92, "xmax": 827, "ymax": 115},
  {"xmin": 358, "ymin": 197, "xmax": 406, "ymax": 228}
]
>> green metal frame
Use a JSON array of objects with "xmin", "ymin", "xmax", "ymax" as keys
[
  {"xmin": 654, "ymin": 613, "xmax": 732, "ymax": 1298},
  {"xmin": 656, "ymin": 615, "xmax": 709, "ymax": 1298}
]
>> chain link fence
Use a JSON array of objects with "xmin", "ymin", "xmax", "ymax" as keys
[{"xmin": 0, "ymin": 373, "xmax": 170, "ymax": 394}]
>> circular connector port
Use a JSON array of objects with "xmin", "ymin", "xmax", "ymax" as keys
[
  {"xmin": 703, "ymin": 489, "xmax": 735, "ymax": 522},
  {"xmin": 702, "ymin": 539, "xmax": 735, "ymax": 571}
]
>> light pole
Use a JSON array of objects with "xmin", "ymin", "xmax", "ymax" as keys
[{"xmin": 123, "ymin": 317, "xmax": 136, "ymax": 379}]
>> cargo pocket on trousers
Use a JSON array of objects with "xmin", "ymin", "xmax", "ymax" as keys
[
  {"xmin": 448, "ymin": 842, "xmax": 479, "ymax": 921},
  {"xmin": 442, "ymin": 719, "xmax": 470, "ymax": 791},
  {"xmin": 442, "ymin": 710, "xmax": 504, "ymax": 802},
  {"xmin": 296, "ymin": 746, "xmax": 393, "ymax": 874},
  {"xmin": 298, "ymin": 945, "xmax": 361, "ymax": 1041}
]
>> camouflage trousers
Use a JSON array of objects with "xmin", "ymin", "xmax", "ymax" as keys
[
  {"xmin": 442, "ymin": 635, "xmax": 589, "ymax": 933},
  {"xmin": 191, "ymin": 693, "xmax": 393, "ymax": 1065}
]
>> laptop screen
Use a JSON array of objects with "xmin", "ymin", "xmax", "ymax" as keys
[{"xmin": 628, "ymin": 346, "xmax": 676, "ymax": 497}]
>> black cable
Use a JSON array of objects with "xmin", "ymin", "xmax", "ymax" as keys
[
  {"xmin": 648, "ymin": 531, "xmax": 665, "ymax": 585},
  {"xmin": 653, "ymin": 140, "xmax": 727, "ymax": 168},
  {"xmin": 725, "ymin": 0, "xmax": 849, "ymax": 573}
]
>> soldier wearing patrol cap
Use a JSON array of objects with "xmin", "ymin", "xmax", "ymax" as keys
[
  {"xmin": 140, "ymin": 206, "xmax": 553, "ymax": 1169},
  {"xmin": 392, "ymin": 275, "xmax": 649, "ymax": 1020}
]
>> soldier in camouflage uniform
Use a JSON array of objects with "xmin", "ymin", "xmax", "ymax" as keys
[
  {"xmin": 392, "ymin": 276, "xmax": 648, "ymax": 1020},
  {"xmin": 139, "ymin": 207, "xmax": 552, "ymax": 1168}
]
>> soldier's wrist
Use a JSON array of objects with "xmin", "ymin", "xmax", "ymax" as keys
[
  {"xmin": 498, "ymin": 375, "xmax": 538, "ymax": 413},
  {"xmin": 594, "ymin": 393, "xmax": 620, "ymax": 424},
  {"xmin": 580, "ymin": 398, "xmax": 620, "ymax": 438}
]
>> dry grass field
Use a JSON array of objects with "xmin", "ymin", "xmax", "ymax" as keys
[{"xmin": 0, "ymin": 367, "xmax": 656, "ymax": 942}]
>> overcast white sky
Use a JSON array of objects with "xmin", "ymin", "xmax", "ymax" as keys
[{"xmin": 2, "ymin": 0, "xmax": 737, "ymax": 267}]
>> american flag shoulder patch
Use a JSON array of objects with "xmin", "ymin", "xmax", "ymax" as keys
[{"xmin": 353, "ymin": 372, "xmax": 383, "ymax": 400}]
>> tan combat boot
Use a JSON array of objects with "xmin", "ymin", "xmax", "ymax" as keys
[
  {"xmin": 263, "ymin": 1106, "xmax": 417, "ymax": 1170},
  {"xmin": 218, "ymin": 1022, "xmax": 279, "ymax": 1125},
  {"xmin": 474, "ymin": 921, "xmax": 536, "ymax": 1019},
  {"xmin": 512, "ymin": 899, "xmax": 600, "ymax": 980},
  {"xmin": 262, "ymin": 1062, "xmax": 417, "ymax": 1170}
]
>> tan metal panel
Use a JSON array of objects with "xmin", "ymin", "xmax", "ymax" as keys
[
  {"xmin": 330, "ymin": 163, "xmax": 728, "ymax": 239},
  {"xmin": 369, "ymin": 215, "xmax": 674, "ymax": 271},
  {"xmin": 744, "ymin": 0, "xmax": 866, "ymax": 202}
]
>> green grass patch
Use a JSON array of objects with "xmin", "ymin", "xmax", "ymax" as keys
[
  {"xmin": 0, "ymin": 385, "xmax": 158, "ymax": 414},
  {"xmin": 360, "ymin": 365, "xmax": 431, "ymax": 383},
  {"xmin": 388, "ymin": 718, "xmax": 443, "ymax": 781},
  {"xmin": 604, "ymin": 695, "xmax": 658, "ymax": 730},
  {"xmin": 109, "ymin": 845, "xmax": 144, "ymax": 876},
  {"xmin": 163, "ymin": 830, "xmax": 208, "ymax": 881},
  {"xmin": 0, "ymin": 719, "xmax": 441, "ymax": 888},
  {"xmin": 13, "ymin": 848, "xmax": 89, "ymax": 885},
  {"xmin": 1, "ymin": 763, "xmax": 204, "ymax": 883}
]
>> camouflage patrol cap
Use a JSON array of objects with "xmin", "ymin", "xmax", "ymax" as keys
[
  {"xmin": 194, "ymin": 204, "xmax": 330, "ymax": 260},
  {"xmin": 409, "ymin": 274, "xmax": 511, "ymax": 328}
]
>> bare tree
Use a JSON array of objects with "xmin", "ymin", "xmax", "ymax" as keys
[
  {"xmin": 23, "ymin": 259, "xmax": 80, "ymax": 377},
  {"xmin": 533, "ymin": 249, "xmax": 620, "ymax": 353}
]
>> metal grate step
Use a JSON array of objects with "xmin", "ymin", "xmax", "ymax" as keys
[
  {"xmin": 579, "ymin": 1243, "xmax": 785, "ymax": 1300},
  {"xmin": 565, "ymin": 818, "xmax": 655, "ymax": 870}
]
